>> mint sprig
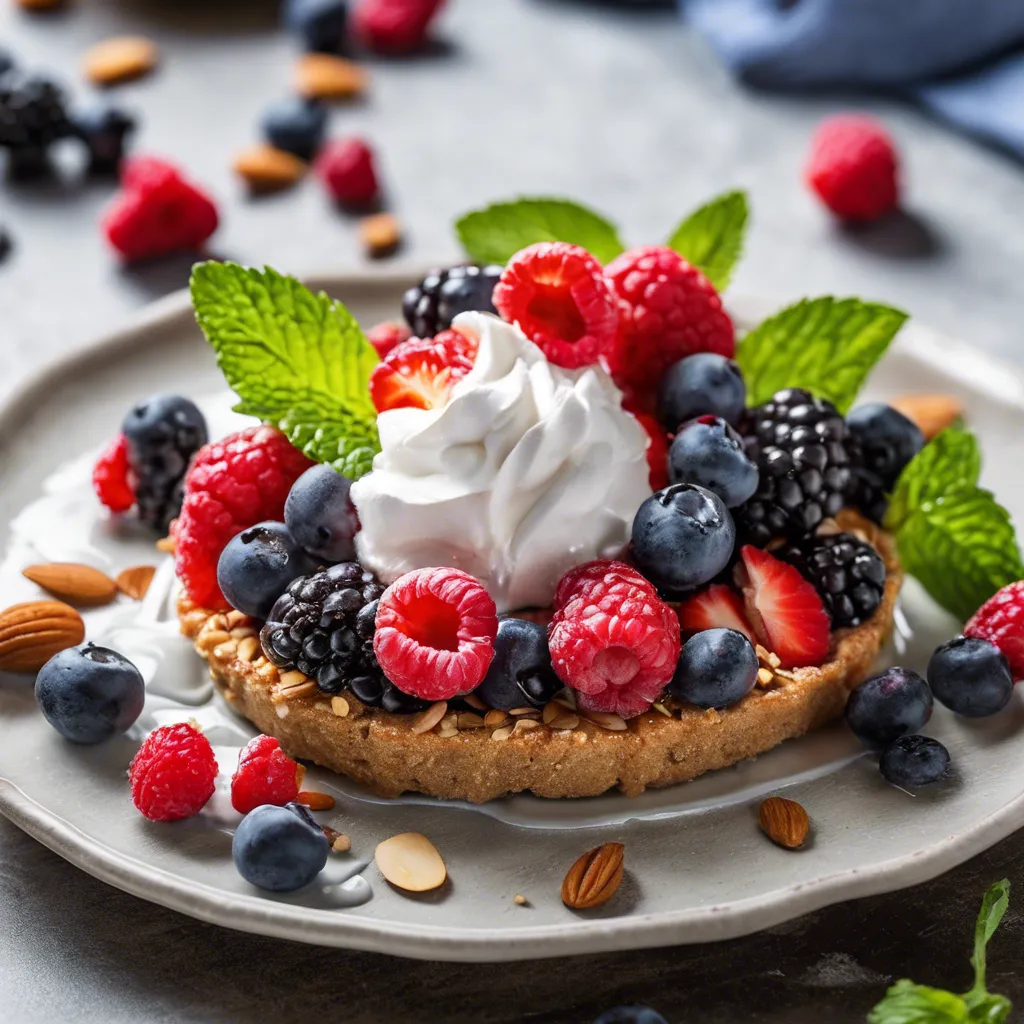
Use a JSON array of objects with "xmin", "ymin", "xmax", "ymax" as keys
[
  {"xmin": 190, "ymin": 262, "xmax": 381, "ymax": 480},
  {"xmin": 666, "ymin": 189, "xmax": 748, "ymax": 291}
]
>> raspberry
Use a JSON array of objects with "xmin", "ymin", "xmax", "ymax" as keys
[
  {"xmin": 230, "ymin": 734, "xmax": 303, "ymax": 814},
  {"xmin": 314, "ymin": 137, "xmax": 380, "ymax": 206},
  {"xmin": 805, "ymin": 115, "xmax": 899, "ymax": 222},
  {"xmin": 549, "ymin": 571, "xmax": 680, "ymax": 719},
  {"xmin": 630, "ymin": 411, "xmax": 669, "ymax": 491},
  {"xmin": 369, "ymin": 328, "xmax": 477, "ymax": 412},
  {"xmin": 367, "ymin": 320, "xmax": 412, "ymax": 359},
  {"xmin": 553, "ymin": 559, "xmax": 656, "ymax": 611},
  {"xmin": 605, "ymin": 246, "xmax": 734, "ymax": 401},
  {"xmin": 93, "ymin": 434, "xmax": 135, "ymax": 514},
  {"xmin": 352, "ymin": 0, "xmax": 446, "ymax": 53},
  {"xmin": 374, "ymin": 567, "xmax": 498, "ymax": 701},
  {"xmin": 966, "ymin": 581, "xmax": 1024, "ymax": 682},
  {"xmin": 174, "ymin": 426, "xmax": 314, "ymax": 609},
  {"xmin": 493, "ymin": 242, "xmax": 620, "ymax": 369},
  {"xmin": 129, "ymin": 721, "xmax": 218, "ymax": 822}
]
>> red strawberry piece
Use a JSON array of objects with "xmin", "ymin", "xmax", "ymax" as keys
[
  {"xmin": 230, "ymin": 734, "xmax": 303, "ymax": 814},
  {"xmin": 129, "ymin": 721, "xmax": 218, "ymax": 822},
  {"xmin": 737, "ymin": 545, "xmax": 830, "ymax": 669},
  {"xmin": 966, "ymin": 580, "xmax": 1024, "ymax": 682},
  {"xmin": 676, "ymin": 583, "xmax": 755, "ymax": 643},
  {"xmin": 492, "ymin": 242, "xmax": 620, "ymax": 370},
  {"xmin": 93, "ymin": 433, "xmax": 136, "ymax": 514},
  {"xmin": 629, "ymin": 411, "xmax": 670, "ymax": 491},
  {"xmin": 369, "ymin": 328, "xmax": 477, "ymax": 413},
  {"xmin": 367, "ymin": 320, "xmax": 412, "ymax": 359},
  {"xmin": 553, "ymin": 559, "xmax": 656, "ymax": 612},
  {"xmin": 374, "ymin": 567, "xmax": 498, "ymax": 700},
  {"xmin": 352, "ymin": 0, "xmax": 446, "ymax": 54},
  {"xmin": 314, "ymin": 137, "xmax": 380, "ymax": 207}
]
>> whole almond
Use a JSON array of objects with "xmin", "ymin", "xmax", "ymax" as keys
[
  {"xmin": 83, "ymin": 36, "xmax": 159, "ymax": 86},
  {"xmin": 758, "ymin": 796, "xmax": 810, "ymax": 849},
  {"xmin": 23, "ymin": 563, "xmax": 118, "ymax": 606},
  {"xmin": 0, "ymin": 601, "xmax": 85, "ymax": 673},
  {"xmin": 116, "ymin": 565, "xmax": 157, "ymax": 601},
  {"xmin": 233, "ymin": 144, "xmax": 306, "ymax": 193},
  {"xmin": 561, "ymin": 842, "xmax": 624, "ymax": 909},
  {"xmin": 375, "ymin": 832, "xmax": 447, "ymax": 892},
  {"xmin": 295, "ymin": 54, "xmax": 368, "ymax": 100},
  {"xmin": 890, "ymin": 393, "xmax": 964, "ymax": 441},
  {"xmin": 359, "ymin": 213, "xmax": 402, "ymax": 259}
]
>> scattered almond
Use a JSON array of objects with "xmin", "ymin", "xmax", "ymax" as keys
[
  {"xmin": 116, "ymin": 564, "xmax": 157, "ymax": 600},
  {"xmin": 0, "ymin": 600, "xmax": 85, "ymax": 673},
  {"xmin": 514, "ymin": 894, "xmax": 528, "ymax": 906},
  {"xmin": 561, "ymin": 842, "xmax": 625, "ymax": 909},
  {"xmin": 359, "ymin": 213, "xmax": 402, "ymax": 259},
  {"xmin": 411, "ymin": 700, "xmax": 447, "ymax": 734},
  {"xmin": 891, "ymin": 393, "xmax": 964, "ymax": 441},
  {"xmin": 375, "ymin": 832, "xmax": 446, "ymax": 892},
  {"xmin": 233, "ymin": 144, "xmax": 306, "ymax": 193},
  {"xmin": 83, "ymin": 35, "xmax": 159, "ymax": 86},
  {"xmin": 297, "ymin": 791, "xmax": 335, "ymax": 811},
  {"xmin": 332, "ymin": 834, "xmax": 352, "ymax": 853},
  {"xmin": 330, "ymin": 695, "xmax": 351, "ymax": 718},
  {"xmin": 758, "ymin": 796, "xmax": 810, "ymax": 850},
  {"xmin": 295, "ymin": 53, "xmax": 368, "ymax": 100},
  {"xmin": 22, "ymin": 563, "xmax": 118, "ymax": 606}
]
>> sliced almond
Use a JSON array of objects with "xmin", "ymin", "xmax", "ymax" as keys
[
  {"xmin": 548, "ymin": 710, "xmax": 580, "ymax": 730},
  {"xmin": 116, "ymin": 565, "xmax": 157, "ymax": 601},
  {"xmin": 456, "ymin": 712, "xmax": 485, "ymax": 730},
  {"xmin": 490, "ymin": 725, "xmax": 513, "ymax": 742},
  {"xmin": 23, "ymin": 563, "xmax": 118, "ymax": 607},
  {"xmin": 580, "ymin": 709, "xmax": 628, "ymax": 732},
  {"xmin": 236, "ymin": 635, "xmax": 260, "ymax": 663},
  {"xmin": 359, "ymin": 213, "xmax": 402, "ymax": 259},
  {"xmin": 295, "ymin": 54, "xmax": 368, "ymax": 100},
  {"xmin": 410, "ymin": 701, "xmax": 447, "ymax": 735},
  {"xmin": 375, "ymin": 832, "xmax": 446, "ymax": 893},
  {"xmin": 234, "ymin": 144, "xmax": 306, "ymax": 193},
  {"xmin": 0, "ymin": 600, "xmax": 85, "ymax": 672},
  {"xmin": 297, "ymin": 791, "xmax": 335, "ymax": 811},
  {"xmin": 330, "ymin": 695, "xmax": 351, "ymax": 718},
  {"xmin": 83, "ymin": 36, "xmax": 159, "ymax": 86},
  {"xmin": 890, "ymin": 393, "xmax": 964, "ymax": 441},
  {"xmin": 513, "ymin": 718, "xmax": 541, "ymax": 734},
  {"xmin": 561, "ymin": 842, "xmax": 624, "ymax": 909},
  {"xmin": 463, "ymin": 693, "xmax": 488, "ymax": 711},
  {"xmin": 758, "ymin": 796, "xmax": 810, "ymax": 850},
  {"xmin": 484, "ymin": 709, "xmax": 510, "ymax": 729}
]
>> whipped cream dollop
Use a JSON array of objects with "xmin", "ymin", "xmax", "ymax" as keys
[{"xmin": 351, "ymin": 312, "xmax": 652, "ymax": 612}]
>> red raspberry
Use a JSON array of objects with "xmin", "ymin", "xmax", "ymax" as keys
[
  {"xmin": 805, "ymin": 115, "xmax": 899, "ymax": 222},
  {"xmin": 103, "ymin": 155, "xmax": 219, "ymax": 261},
  {"xmin": 369, "ymin": 328, "xmax": 477, "ymax": 412},
  {"xmin": 129, "ymin": 721, "xmax": 218, "ymax": 822},
  {"xmin": 352, "ymin": 0, "xmax": 446, "ymax": 53},
  {"xmin": 553, "ymin": 559, "xmax": 656, "ymax": 612},
  {"xmin": 314, "ymin": 137, "xmax": 380, "ymax": 206},
  {"xmin": 374, "ymin": 567, "xmax": 498, "ymax": 700},
  {"xmin": 93, "ymin": 434, "xmax": 135, "ymax": 514},
  {"xmin": 549, "ymin": 572, "xmax": 681, "ymax": 718},
  {"xmin": 230, "ymin": 734, "xmax": 303, "ymax": 814},
  {"xmin": 367, "ymin": 320, "xmax": 412, "ymax": 359},
  {"xmin": 630, "ymin": 411, "xmax": 670, "ymax": 491},
  {"xmin": 966, "ymin": 581, "xmax": 1024, "ymax": 681},
  {"xmin": 605, "ymin": 246, "xmax": 734, "ymax": 401},
  {"xmin": 174, "ymin": 426, "xmax": 313, "ymax": 609},
  {"xmin": 493, "ymin": 242, "xmax": 620, "ymax": 370}
]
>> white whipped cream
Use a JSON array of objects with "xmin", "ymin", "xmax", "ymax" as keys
[{"xmin": 351, "ymin": 312, "xmax": 652, "ymax": 612}]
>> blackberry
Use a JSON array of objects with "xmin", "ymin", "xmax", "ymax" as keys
[
  {"xmin": 846, "ymin": 403, "xmax": 925, "ymax": 524},
  {"xmin": 72, "ymin": 102, "xmax": 137, "ymax": 174},
  {"xmin": 779, "ymin": 532, "xmax": 886, "ymax": 628},
  {"xmin": 402, "ymin": 264, "xmax": 503, "ymax": 337},
  {"xmin": 736, "ymin": 388, "xmax": 854, "ymax": 546},
  {"xmin": 0, "ymin": 74, "xmax": 73, "ymax": 175}
]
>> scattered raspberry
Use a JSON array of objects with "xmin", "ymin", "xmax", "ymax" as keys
[
  {"xmin": 367, "ymin": 320, "xmax": 412, "ymax": 359},
  {"xmin": 374, "ymin": 567, "xmax": 498, "ymax": 700},
  {"xmin": 553, "ymin": 559, "xmax": 656, "ymax": 612},
  {"xmin": 174, "ymin": 426, "xmax": 313, "ymax": 609},
  {"xmin": 314, "ymin": 137, "xmax": 380, "ymax": 206},
  {"xmin": 129, "ymin": 721, "xmax": 218, "ymax": 822},
  {"xmin": 352, "ymin": 0, "xmax": 446, "ymax": 53},
  {"xmin": 805, "ymin": 115, "xmax": 899, "ymax": 222},
  {"xmin": 93, "ymin": 433, "xmax": 135, "ymax": 514},
  {"xmin": 630, "ymin": 411, "xmax": 670, "ymax": 491},
  {"xmin": 549, "ymin": 572, "xmax": 680, "ymax": 718},
  {"xmin": 103, "ymin": 155, "xmax": 219, "ymax": 261},
  {"xmin": 369, "ymin": 328, "xmax": 477, "ymax": 412},
  {"xmin": 604, "ymin": 246, "xmax": 734, "ymax": 401},
  {"xmin": 493, "ymin": 242, "xmax": 620, "ymax": 369},
  {"xmin": 966, "ymin": 581, "xmax": 1024, "ymax": 682},
  {"xmin": 676, "ymin": 584, "xmax": 755, "ymax": 642},
  {"xmin": 230, "ymin": 734, "xmax": 303, "ymax": 815}
]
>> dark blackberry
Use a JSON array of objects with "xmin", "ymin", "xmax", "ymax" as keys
[
  {"xmin": 846, "ymin": 403, "xmax": 925, "ymax": 524},
  {"xmin": 402, "ymin": 264, "xmax": 503, "ymax": 337},
  {"xmin": 736, "ymin": 388, "xmax": 854, "ymax": 546},
  {"xmin": 0, "ymin": 74, "xmax": 73, "ymax": 176},
  {"xmin": 779, "ymin": 532, "xmax": 886, "ymax": 628},
  {"xmin": 72, "ymin": 102, "xmax": 137, "ymax": 174}
]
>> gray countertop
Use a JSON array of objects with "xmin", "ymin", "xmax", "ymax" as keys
[{"xmin": 1, "ymin": 1, "xmax": 1024, "ymax": 1021}]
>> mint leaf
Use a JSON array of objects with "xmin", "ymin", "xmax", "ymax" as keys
[
  {"xmin": 190, "ymin": 262, "xmax": 380, "ymax": 480},
  {"xmin": 736, "ymin": 297, "xmax": 908, "ymax": 413},
  {"xmin": 666, "ymin": 189, "xmax": 748, "ymax": 291},
  {"xmin": 455, "ymin": 198, "xmax": 626, "ymax": 265},
  {"xmin": 969, "ymin": 880, "xmax": 1011, "ymax": 1001},
  {"xmin": 868, "ymin": 980, "xmax": 968, "ymax": 1024}
]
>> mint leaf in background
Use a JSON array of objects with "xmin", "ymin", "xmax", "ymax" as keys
[
  {"xmin": 868, "ymin": 980, "xmax": 968, "ymax": 1023},
  {"xmin": 967, "ymin": 880, "xmax": 1011, "ymax": 1008},
  {"xmin": 737, "ymin": 296, "xmax": 908, "ymax": 412},
  {"xmin": 455, "ymin": 198, "xmax": 626, "ymax": 265},
  {"xmin": 190, "ymin": 262, "xmax": 381, "ymax": 480},
  {"xmin": 665, "ymin": 189, "xmax": 748, "ymax": 291}
]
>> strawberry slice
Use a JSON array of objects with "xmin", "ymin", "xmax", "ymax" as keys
[
  {"xmin": 738, "ymin": 545, "xmax": 830, "ymax": 668},
  {"xmin": 369, "ymin": 329, "xmax": 478, "ymax": 413},
  {"xmin": 676, "ymin": 584, "xmax": 755, "ymax": 642}
]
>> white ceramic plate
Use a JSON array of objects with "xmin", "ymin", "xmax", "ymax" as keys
[{"xmin": 2, "ymin": 275, "xmax": 1024, "ymax": 963}]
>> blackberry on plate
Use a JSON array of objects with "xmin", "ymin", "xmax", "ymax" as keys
[
  {"xmin": 736, "ymin": 388, "xmax": 854, "ymax": 546},
  {"xmin": 402, "ymin": 264, "xmax": 503, "ymax": 338},
  {"xmin": 72, "ymin": 101, "xmax": 136, "ymax": 174},
  {"xmin": 778, "ymin": 531, "xmax": 886, "ymax": 628},
  {"xmin": 0, "ymin": 74, "xmax": 73, "ymax": 175}
]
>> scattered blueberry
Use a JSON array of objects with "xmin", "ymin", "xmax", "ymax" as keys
[
  {"xmin": 475, "ymin": 618, "xmax": 561, "ymax": 710},
  {"xmin": 846, "ymin": 403, "xmax": 924, "ymax": 487},
  {"xmin": 34, "ymin": 643, "xmax": 145, "ymax": 744},
  {"xmin": 880, "ymin": 734, "xmax": 950, "ymax": 788},
  {"xmin": 668, "ymin": 628, "xmax": 758, "ymax": 709},
  {"xmin": 845, "ymin": 667, "xmax": 933, "ymax": 747},
  {"xmin": 668, "ymin": 415, "xmax": 759, "ymax": 508},
  {"xmin": 261, "ymin": 96, "xmax": 328, "ymax": 160},
  {"xmin": 232, "ymin": 802, "xmax": 329, "ymax": 892},
  {"xmin": 927, "ymin": 636, "xmax": 1013, "ymax": 718},
  {"xmin": 631, "ymin": 483, "xmax": 736, "ymax": 595},
  {"xmin": 656, "ymin": 353, "xmax": 746, "ymax": 432},
  {"xmin": 593, "ymin": 1008, "xmax": 669, "ymax": 1024},
  {"xmin": 217, "ymin": 521, "xmax": 319, "ymax": 620},
  {"xmin": 283, "ymin": 0, "xmax": 349, "ymax": 53},
  {"xmin": 72, "ymin": 101, "xmax": 136, "ymax": 173},
  {"xmin": 284, "ymin": 464, "xmax": 359, "ymax": 562}
]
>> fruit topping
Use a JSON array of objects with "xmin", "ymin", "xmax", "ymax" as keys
[
  {"xmin": 656, "ymin": 353, "xmax": 746, "ymax": 432},
  {"xmin": 927, "ymin": 636, "xmax": 1013, "ymax": 719},
  {"xmin": 93, "ymin": 434, "xmax": 136, "ymax": 514},
  {"xmin": 0, "ymin": 73, "xmax": 72, "ymax": 177},
  {"xmin": 260, "ymin": 95, "xmax": 328, "ymax": 159},
  {"xmin": 282, "ymin": 0, "xmax": 349, "ymax": 53},
  {"xmin": 367, "ymin": 320, "xmax": 412, "ymax": 359},
  {"xmin": 554, "ymin": 559, "xmax": 656, "ymax": 610},
  {"xmin": 737, "ymin": 545, "xmax": 830, "ymax": 668},
  {"xmin": 71, "ymin": 101, "xmax": 136, "ymax": 174},
  {"xmin": 314, "ymin": 136, "xmax": 380, "ymax": 206},
  {"xmin": 368, "ymin": 329, "xmax": 477, "ymax": 412},
  {"xmin": 474, "ymin": 618, "xmax": 561, "ymax": 711},
  {"xmin": 129, "ymin": 721, "xmax": 218, "ymax": 822},
  {"xmin": 373, "ymin": 567, "xmax": 498, "ymax": 701},
  {"xmin": 846, "ymin": 402, "xmax": 924, "ymax": 524},
  {"xmin": 880, "ymin": 734, "xmax": 949, "ymax": 788},
  {"xmin": 352, "ymin": 0, "xmax": 447, "ymax": 54},
  {"xmin": 232, "ymin": 802, "xmax": 329, "ymax": 892},
  {"xmin": 284, "ymin": 464, "xmax": 360, "ymax": 563},
  {"xmin": 492, "ymin": 242, "xmax": 619, "ymax": 369},
  {"xmin": 675, "ymin": 584, "xmax": 754, "ymax": 642},
  {"xmin": 844, "ymin": 667, "xmax": 933, "ymax": 747},
  {"xmin": 966, "ymin": 581, "xmax": 1024, "ymax": 682},
  {"xmin": 230, "ymin": 734, "xmax": 303, "ymax": 814},
  {"xmin": 668, "ymin": 627, "xmax": 758, "ymax": 710},
  {"xmin": 403, "ymin": 264, "xmax": 503, "ymax": 338},
  {"xmin": 668, "ymin": 415, "xmax": 759, "ymax": 509},
  {"xmin": 629, "ymin": 411, "xmax": 670, "ymax": 492}
]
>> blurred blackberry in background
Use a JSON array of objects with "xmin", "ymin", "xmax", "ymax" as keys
[
  {"xmin": 403, "ymin": 264, "xmax": 503, "ymax": 337},
  {"xmin": 0, "ymin": 74, "xmax": 73, "ymax": 177},
  {"xmin": 72, "ymin": 102, "xmax": 137, "ymax": 174}
]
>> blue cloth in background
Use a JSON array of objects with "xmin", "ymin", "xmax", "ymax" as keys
[{"xmin": 679, "ymin": 0, "xmax": 1024, "ymax": 158}]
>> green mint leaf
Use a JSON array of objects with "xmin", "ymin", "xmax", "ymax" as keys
[
  {"xmin": 969, "ymin": 880, "xmax": 1011, "ymax": 999},
  {"xmin": 736, "ymin": 296, "xmax": 908, "ymax": 413},
  {"xmin": 454, "ymin": 198, "xmax": 626, "ymax": 265},
  {"xmin": 190, "ymin": 261, "xmax": 380, "ymax": 480},
  {"xmin": 665, "ymin": 189, "xmax": 748, "ymax": 291},
  {"xmin": 964, "ymin": 994, "xmax": 1011, "ymax": 1024},
  {"xmin": 868, "ymin": 980, "xmax": 968, "ymax": 1024}
]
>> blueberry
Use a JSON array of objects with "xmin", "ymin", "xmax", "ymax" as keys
[
  {"xmin": 668, "ymin": 415, "xmax": 759, "ymax": 508},
  {"xmin": 927, "ymin": 636, "xmax": 1013, "ymax": 718},
  {"xmin": 232, "ymin": 802, "xmax": 329, "ymax": 892},
  {"xmin": 846, "ymin": 403, "xmax": 925, "ymax": 488},
  {"xmin": 260, "ymin": 96, "xmax": 328, "ymax": 160},
  {"xmin": 475, "ymin": 618, "xmax": 561, "ymax": 710},
  {"xmin": 594, "ymin": 1008, "xmax": 668, "ymax": 1024},
  {"xmin": 631, "ymin": 483, "xmax": 736, "ymax": 595},
  {"xmin": 72, "ymin": 101, "xmax": 136, "ymax": 173},
  {"xmin": 217, "ymin": 521, "xmax": 319, "ymax": 620},
  {"xmin": 880, "ymin": 734, "xmax": 950, "ymax": 787},
  {"xmin": 668, "ymin": 628, "xmax": 758, "ymax": 709},
  {"xmin": 283, "ymin": 0, "xmax": 348, "ymax": 53},
  {"xmin": 284, "ymin": 464, "xmax": 359, "ymax": 562},
  {"xmin": 656, "ymin": 353, "xmax": 746, "ymax": 432},
  {"xmin": 845, "ymin": 667, "xmax": 933, "ymax": 747},
  {"xmin": 34, "ymin": 643, "xmax": 145, "ymax": 744}
]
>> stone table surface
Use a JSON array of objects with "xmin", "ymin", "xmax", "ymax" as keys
[{"xmin": 1, "ymin": 1, "xmax": 1024, "ymax": 1022}]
